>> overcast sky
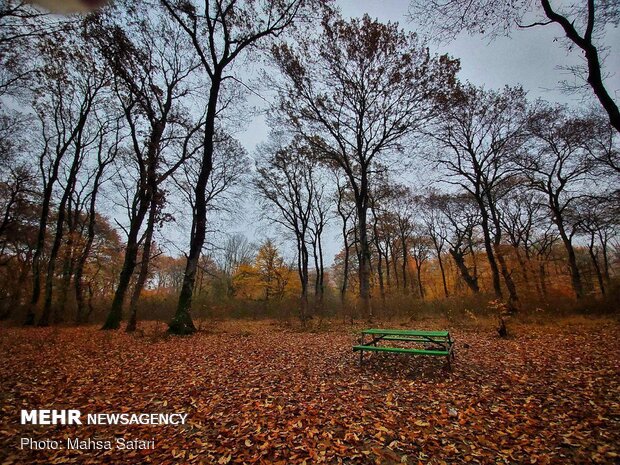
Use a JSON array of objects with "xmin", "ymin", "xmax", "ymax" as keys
[{"xmin": 162, "ymin": 0, "xmax": 620, "ymax": 264}]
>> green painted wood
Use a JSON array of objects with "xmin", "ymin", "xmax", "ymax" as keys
[
  {"xmin": 361, "ymin": 328, "xmax": 449, "ymax": 337},
  {"xmin": 381, "ymin": 336, "xmax": 450, "ymax": 343},
  {"xmin": 352, "ymin": 345, "xmax": 449, "ymax": 356}
]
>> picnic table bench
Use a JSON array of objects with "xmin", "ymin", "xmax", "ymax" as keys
[{"xmin": 353, "ymin": 328, "xmax": 455, "ymax": 368}]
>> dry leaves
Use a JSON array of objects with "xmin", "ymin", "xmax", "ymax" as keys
[{"xmin": 0, "ymin": 320, "xmax": 619, "ymax": 464}]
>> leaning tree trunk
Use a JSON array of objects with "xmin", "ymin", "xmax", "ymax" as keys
[
  {"xmin": 102, "ymin": 197, "xmax": 150, "ymax": 329},
  {"xmin": 478, "ymin": 205, "xmax": 502, "ymax": 298},
  {"xmin": 437, "ymin": 253, "xmax": 449, "ymax": 298},
  {"xmin": 126, "ymin": 198, "xmax": 157, "ymax": 332},
  {"xmin": 433, "ymin": 238, "xmax": 449, "ymax": 298},
  {"xmin": 75, "ymin": 178, "xmax": 103, "ymax": 324},
  {"xmin": 449, "ymin": 249, "xmax": 479, "ymax": 294},
  {"xmin": 495, "ymin": 246, "xmax": 519, "ymax": 307},
  {"xmin": 103, "ymin": 121, "xmax": 163, "ymax": 330},
  {"xmin": 556, "ymin": 220, "xmax": 583, "ymax": 299}
]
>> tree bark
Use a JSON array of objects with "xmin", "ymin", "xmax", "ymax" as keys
[
  {"xmin": 587, "ymin": 234, "xmax": 605, "ymax": 296},
  {"xmin": 553, "ymin": 210, "xmax": 583, "ymax": 299},
  {"xmin": 540, "ymin": 0, "xmax": 620, "ymax": 133},
  {"xmin": 126, "ymin": 197, "xmax": 157, "ymax": 332},
  {"xmin": 449, "ymin": 249, "xmax": 479, "ymax": 294},
  {"xmin": 39, "ymin": 143, "xmax": 83, "ymax": 326},
  {"xmin": 415, "ymin": 262, "xmax": 425, "ymax": 300},
  {"xmin": 478, "ymin": 203, "xmax": 502, "ymax": 298},
  {"xmin": 102, "ymin": 119, "xmax": 163, "ymax": 330},
  {"xmin": 169, "ymin": 74, "xmax": 221, "ymax": 335},
  {"xmin": 356, "ymin": 193, "xmax": 372, "ymax": 320}
]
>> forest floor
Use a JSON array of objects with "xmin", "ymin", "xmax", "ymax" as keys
[{"xmin": 0, "ymin": 317, "xmax": 619, "ymax": 465}]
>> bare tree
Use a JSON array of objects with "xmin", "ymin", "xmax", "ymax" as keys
[
  {"xmin": 429, "ymin": 84, "xmax": 526, "ymax": 306},
  {"xmin": 520, "ymin": 105, "xmax": 601, "ymax": 298},
  {"xmin": 408, "ymin": 0, "xmax": 620, "ymax": 132},
  {"xmin": 74, "ymin": 120, "xmax": 120, "ymax": 324},
  {"xmin": 25, "ymin": 39, "xmax": 106, "ymax": 325},
  {"xmin": 89, "ymin": 3, "xmax": 202, "ymax": 329},
  {"xmin": 161, "ymin": 0, "xmax": 307, "ymax": 334},
  {"xmin": 438, "ymin": 193, "xmax": 481, "ymax": 295},
  {"xmin": 38, "ymin": 73, "xmax": 108, "ymax": 327},
  {"xmin": 273, "ymin": 13, "xmax": 459, "ymax": 318},
  {"xmin": 255, "ymin": 139, "xmax": 316, "ymax": 322}
]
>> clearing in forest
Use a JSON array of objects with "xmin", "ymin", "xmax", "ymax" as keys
[{"xmin": 1, "ymin": 319, "xmax": 619, "ymax": 464}]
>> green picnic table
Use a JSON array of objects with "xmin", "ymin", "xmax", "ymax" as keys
[{"xmin": 353, "ymin": 328, "xmax": 455, "ymax": 368}]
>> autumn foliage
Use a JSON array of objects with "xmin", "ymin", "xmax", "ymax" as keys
[{"xmin": 1, "ymin": 320, "xmax": 619, "ymax": 464}]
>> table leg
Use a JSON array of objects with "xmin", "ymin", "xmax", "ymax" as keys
[{"xmin": 360, "ymin": 333, "xmax": 364, "ymax": 366}]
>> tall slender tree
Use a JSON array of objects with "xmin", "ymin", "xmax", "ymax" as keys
[
  {"xmin": 161, "ymin": 0, "xmax": 308, "ymax": 334},
  {"xmin": 273, "ymin": 13, "xmax": 459, "ymax": 318}
]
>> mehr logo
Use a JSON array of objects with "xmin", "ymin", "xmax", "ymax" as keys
[{"xmin": 21, "ymin": 410, "xmax": 82, "ymax": 425}]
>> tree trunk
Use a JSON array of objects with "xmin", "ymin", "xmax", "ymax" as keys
[
  {"xmin": 75, "ymin": 170, "xmax": 104, "ymax": 324},
  {"xmin": 126, "ymin": 198, "xmax": 158, "ymax": 332},
  {"xmin": 169, "ymin": 74, "xmax": 221, "ymax": 335},
  {"xmin": 449, "ymin": 249, "xmax": 479, "ymax": 293},
  {"xmin": 103, "ymin": 120, "xmax": 164, "ymax": 330},
  {"xmin": 400, "ymin": 232, "xmax": 409, "ymax": 294},
  {"xmin": 514, "ymin": 247, "xmax": 530, "ymax": 291},
  {"xmin": 432, "ymin": 238, "xmax": 449, "ymax": 298},
  {"xmin": 392, "ymin": 246, "xmax": 400, "ymax": 289},
  {"xmin": 317, "ymin": 229, "xmax": 325, "ymax": 312},
  {"xmin": 588, "ymin": 236, "xmax": 605, "ymax": 296},
  {"xmin": 56, "ymin": 231, "xmax": 75, "ymax": 321},
  {"xmin": 39, "ymin": 146, "xmax": 83, "ymax": 326},
  {"xmin": 538, "ymin": 261, "xmax": 547, "ymax": 297},
  {"xmin": 478, "ymin": 204, "xmax": 502, "ymax": 298},
  {"xmin": 416, "ymin": 262, "xmax": 425, "ymax": 300},
  {"xmin": 496, "ymin": 246, "xmax": 519, "ymax": 307},
  {"xmin": 373, "ymin": 221, "xmax": 386, "ymax": 304},
  {"xmin": 301, "ymin": 241, "xmax": 309, "ymax": 323},
  {"xmin": 356, "ymin": 197, "xmax": 372, "ymax": 320},
  {"xmin": 102, "ymin": 199, "xmax": 150, "ymax": 329},
  {"xmin": 555, "ymin": 218, "xmax": 583, "ymax": 299},
  {"xmin": 26, "ymin": 184, "xmax": 54, "ymax": 325},
  {"xmin": 598, "ymin": 230, "xmax": 611, "ymax": 282}
]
